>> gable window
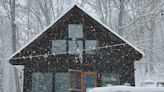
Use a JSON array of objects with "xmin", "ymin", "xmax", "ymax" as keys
[
  {"xmin": 85, "ymin": 40, "xmax": 98, "ymax": 54},
  {"xmin": 52, "ymin": 40, "xmax": 66, "ymax": 54},
  {"xmin": 69, "ymin": 41, "xmax": 83, "ymax": 54},
  {"xmin": 68, "ymin": 24, "xmax": 83, "ymax": 55},
  {"xmin": 68, "ymin": 24, "xmax": 83, "ymax": 38}
]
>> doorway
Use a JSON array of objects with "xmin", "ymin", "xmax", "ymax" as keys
[{"xmin": 68, "ymin": 69, "xmax": 97, "ymax": 92}]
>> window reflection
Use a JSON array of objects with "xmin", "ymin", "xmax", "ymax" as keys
[
  {"xmin": 69, "ymin": 41, "xmax": 83, "ymax": 54},
  {"xmin": 52, "ymin": 40, "xmax": 66, "ymax": 54},
  {"xmin": 55, "ymin": 73, "xmax": 68, "ymax": 92},
  {"xmin": 32, "ymin": 72, "xmax": 53, "ymax": 92},
  {"xmin": 85, "ymin": 40, "xmax": 98, "ymax": 54},
  {"xmin": 68, "ymin": 24, "xmax": 83, "ymax": 38},
  {"xmin": 101, "ymin": 73, "xmax": 119, "ymax": 86},
  {"xmin": 69, "ymin": 72, "xmax": 81, "ymax": 90}
]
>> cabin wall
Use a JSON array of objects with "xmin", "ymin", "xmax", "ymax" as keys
[
  {"xmin": 10, "ymin": 7, "xmax": 139, "ymax": 92},
  {"xmin": 22, "ymin": 57, "xmax": 135, "ymax": 92}
]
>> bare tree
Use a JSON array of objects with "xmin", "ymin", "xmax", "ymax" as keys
[
  {"xmin": 88, "ymin": 0, "xmax": 164, "ymax": 85},
  {"xmin": 1, "ymin": 0, "xmax": 21, "ymax": 92},
  {"xmin": 117, "ymin": 0, "xmax": 125, "ymax": 36},
  {"xmin": 9, "ymin": 0, "xmax": 21, "ymax": 92}
]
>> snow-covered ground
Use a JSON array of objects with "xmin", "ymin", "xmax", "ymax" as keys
[{"xmin": 88, "ymin": 86, "xmax": 164, "ymax": 92}]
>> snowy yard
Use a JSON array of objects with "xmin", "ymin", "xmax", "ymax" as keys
[
  {"xmin": 89, "ymin": 86, "xmax": 164, "ymax": 92},
  {"xmin": 0, "ymin": 0, "xmax": 164, "ymax": 92}
]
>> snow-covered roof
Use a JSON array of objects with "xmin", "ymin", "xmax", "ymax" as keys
[{"xmin": 9, "ymin": 4, "xmax": 144, "ymax": 60}]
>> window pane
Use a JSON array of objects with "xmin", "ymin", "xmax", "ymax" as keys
[
  {"xmin": 32, "ymin": 72, "xmax": 53, "ymax": 92},
  {"xmin": 101, "ymin": 73, "xmax": 119, "ymax": 86},
  {"xmin": 85, "ymin": 40, "xmax": 98, "ymax": 54},
  {"xmin": 68, "ymin": 24, "xmax": 83, "ymax": 38},
  {"xmin": 69, "ymin": 72, "xmax": 81, "ymax": 90},
  {"xmin": 52, "ymin": 40, "xmax": 66, "ymax": 54},
  {"xmin": 55, "ymin": 73, "xmax": 68, "ymax": 92},
  {"xmin": 69, "ymin": 41, "xmax": 83, "ymax": 54}
]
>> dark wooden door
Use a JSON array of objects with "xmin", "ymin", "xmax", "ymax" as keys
[{"xmin": 81, "ymin": 71, "xmax": 97, "ymax": 92}]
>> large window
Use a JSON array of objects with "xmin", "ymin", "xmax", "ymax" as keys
[
  {"xmin": 52, "ymin": 24, "xmax": 99, "ymax": 55},
  {"xmin": 32, "ymin": 72, "xmax": 53, "ymax": 92},
  {"xmin": 68, "ymin": 24, "xmax": 83, "ymax": 38},
  {"xmin": 101, "ymin": 73, "xmax": 119, "ymax": 86},
  {"xmin": 52, "ymin": 40, "xmax": 66, "ymax": 54},
  {"xmin": 85, "ymin": 40, "xmax": 98, "ymax": 54},
  {"xmin": 55, "ymin": 73, "xmax": 68, "ymax": 92}
]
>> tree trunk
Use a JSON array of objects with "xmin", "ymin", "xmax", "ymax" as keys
[
  {"xmin": 10, "ymin": 0, "xmax": 21, "ymax": 92},
  {"xmin": 148, "ymin": 0, "xmax": 156, "ymax": 79},
  {"xmin": 10, "ymin": 0, "xmax": 16, "ymax": 52},
  {"xmin": 118, "ymin": 0, "xmax": 125, "ymax": 36}
]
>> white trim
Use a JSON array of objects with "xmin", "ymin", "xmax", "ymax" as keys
[{"xmin": 9, "ymin": 4, "xmax": 144, "ymax": 60}]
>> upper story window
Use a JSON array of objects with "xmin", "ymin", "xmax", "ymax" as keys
[
  {"xmin": 85, "ymin": 40, "xmax": 98, "ymax": 54},
  {"xmin": 68, "ymin": 24, "xmax": 83, "ymax": 38},
  {"xmin": 68, "ymin": 24, "xmax": 83, "ymax": 55},
  {"xmin": 52, "ymin": 40, "xmax": 66, "ymax": 54},
  {"xmin": 51, "ymin": 24, "xmax": 99, "ymax": 55},
  {"xmin": 69, "ymin": 40, "xmax": 83, "ymax": 54}
]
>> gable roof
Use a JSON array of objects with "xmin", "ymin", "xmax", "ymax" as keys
[{"xmin": 8, "ymin": 4, "xmax": 144, "ymax": 60}]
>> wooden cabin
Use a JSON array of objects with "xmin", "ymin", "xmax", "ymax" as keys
[{"xmin": 9, "ymin": 5, "xmax": 144, "ymax": 92}]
